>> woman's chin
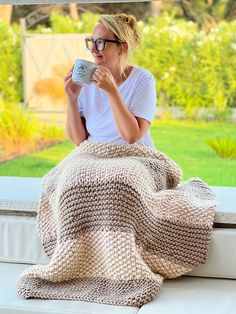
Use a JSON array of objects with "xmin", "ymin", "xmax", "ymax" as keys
[{"xmin": 93, "ymin": 56, "xmax": 103, "ymax": 64}]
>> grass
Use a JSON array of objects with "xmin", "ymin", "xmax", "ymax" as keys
[
  {"xmin": 0, "ymin": 141, "xmax": 74, "ymax": 178},
  {"xmin": 150, "ymin": 120, "xmax": 236, "ymax": 187},
  {"xmin": 0, "ymin": 119, "xmax": 235, "ymax": 187}
]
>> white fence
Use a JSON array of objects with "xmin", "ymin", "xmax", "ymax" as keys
[{"xmin": 21, "ymin": 19, "xmax": 92, "ymax": 114}]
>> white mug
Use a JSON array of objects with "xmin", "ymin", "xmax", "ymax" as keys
[{"xmin": 72, "ymin": 59, "xmax": 98, "ymax": 86}]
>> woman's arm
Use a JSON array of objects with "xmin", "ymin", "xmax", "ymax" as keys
[
  {"xmin": 65, "ymin": 99, "xmax": 88, "ymax": 146},
  {"xmin": 107, "ymin": 88, "xmax": 150, "ymax": 144},
  {"xmin": 64, "ymin": 68, "xmax": 89, "ymax": 146}
]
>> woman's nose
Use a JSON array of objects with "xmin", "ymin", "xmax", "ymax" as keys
[{"xmin": 91, "ymin": 42, "xmax": 99, "ymax": 53}]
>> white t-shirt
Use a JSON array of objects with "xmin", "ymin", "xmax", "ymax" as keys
[{"xmin": 78, "ymin": 65, "xmax": 156, "ymax": 148}]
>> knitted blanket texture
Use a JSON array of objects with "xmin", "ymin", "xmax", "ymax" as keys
[{"xmin": 17, "ymin": 141, "xmax": 217, "ymax": 306}]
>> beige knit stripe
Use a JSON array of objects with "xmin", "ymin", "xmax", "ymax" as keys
[
  {"xmin": 41, "ymin": 183, "xmax": 213, "ymax": 265},
  {"xmin": 20, "ymin": 230, "xmax": 163, "ymax": 282},
  {"xmin": 58, "ymin": 183, "xmax": 214, "ymax": 229},
  {"xmin": 17, "ymin": 276, "xmax": 162, "ymax": 307}
]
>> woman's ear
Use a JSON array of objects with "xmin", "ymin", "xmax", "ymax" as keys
[{"xmin": 119, "ymin": 42, "xmax": 128, "ymax": 55}]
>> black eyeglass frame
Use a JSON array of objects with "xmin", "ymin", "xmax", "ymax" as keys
[{"xmin": 85, "ymin": 36, "xmax": 124, "ymax": 51}]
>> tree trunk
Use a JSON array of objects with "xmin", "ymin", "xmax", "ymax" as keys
[
  {"xmin": 69, "ymin": 3, "xmax": 79, "ymax": 20},
  {"xmin": 0, "ymin": 4, "xmax": 13, "ymax": 24},
  {"xmin": 151, "ymin": 1, "xmax": 164, "ymax": 15}
]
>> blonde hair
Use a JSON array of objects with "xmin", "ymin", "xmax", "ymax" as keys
[{"xmin": 98, "ymin": 13, "xmax": 141, "ymax": 71}]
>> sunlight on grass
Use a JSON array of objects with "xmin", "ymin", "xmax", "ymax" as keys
[
  {"xmin": 0, "ymin": 120, "xmax": 235, "ymax": 187},
  {"xmin": 150, "ymin": 120, "xmax": 236, "ymax": 186}
]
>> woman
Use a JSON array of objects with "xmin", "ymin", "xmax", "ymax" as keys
[
  {"xmin": 17, "ymin": 13, "xmax": 216, "ymax": 307},
  {"xmin": 64, "ymin": 13, "xmax": 157, "ymax": 147}
]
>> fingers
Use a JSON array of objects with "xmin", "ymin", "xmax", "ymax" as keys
[
  {"xmin": 92, "ymin": 67, "xmax": 107, "ymax": 82},
  {"xmin": 94, "ymin": 68, "xmax": 105, "ymax": 76},
  {"xmin": 64, "ymin": 67, "xmax": 73, "ymax": 83},
  {"xmin": 64, "ymin": 67, "xmax": 81, "ymax": 93},
  {"xmin": 100, "ymin": 66, "xmax": 110, "ymax": 74}
]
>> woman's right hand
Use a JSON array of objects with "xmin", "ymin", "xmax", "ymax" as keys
[{"xmin": 64, "ymin": 66, "xmax": 83, "ymax": 104}]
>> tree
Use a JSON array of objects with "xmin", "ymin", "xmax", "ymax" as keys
[
  {"xmin": 224, "ymin": 0, "xmax": 236, "ymax": 20},
  {"xmin": 0, "ymin": 4, "xmax": 13, "ymax": 25},
  {"xmin": 12, "ymin": 3, "xmax": 151, "ymax": 26},
  {"xmin": 69, "ymin": 3, "xmax": 78, "ymax": 20},
  {"xmin": 149, "ymin": 1, "xmax": 236, "ymax": 30},
  {"xmin": 177, "ymin": 0, "xmax": 236, "ymax": 29},
  {"xmin": 150, "ymin": 1, "xmax": 164, "ymax": 15}
]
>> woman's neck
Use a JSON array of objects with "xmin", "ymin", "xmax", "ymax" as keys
[{"xmin": 110, "ymin": 65, "xmax": 132, "ymax": 86}]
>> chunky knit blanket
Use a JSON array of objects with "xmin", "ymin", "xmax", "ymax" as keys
[{"xmin": 17, "ymin": 141, "xmax": 216, "ymax": 306}]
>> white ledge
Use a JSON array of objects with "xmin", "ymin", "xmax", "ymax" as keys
[{"xmin": 0, "ymin": 176, "xmax": 235, "ymax": 224}]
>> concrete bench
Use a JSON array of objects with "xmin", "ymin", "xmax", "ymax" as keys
[{"xmin": 0, "ymin": 176, "xmax": 236, "ymax": 314}]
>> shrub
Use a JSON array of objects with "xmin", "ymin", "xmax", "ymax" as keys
[
  {"xmin": 0, "ymin": 99, "xmax": 37, "ymax": 158},
  {"xmin": 134, "ymin": 13, "xmax": 236, "ymax": 118},
  {"xmin": 0, "ymin": 20, "xmax": 22, "ymax": 102},
  {"xmin": 34, "ymin": 11, "xmax": 100, "ymax": 34},
  {"xmin": 39, "ymin": 123, "xmax": 65, "ymax": 143},
  {"xmin": 207, "ymin": 138, "xmax": 236, "ymax": 159},
  {"xmin": 0, "ymin": 98, "xmax": 65, "ymax": 162},
  {"xmin": 2, "ymin": 11, "xmax": 236, "ymax": 120}
]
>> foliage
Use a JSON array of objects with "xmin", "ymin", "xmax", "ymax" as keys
[
  {"xmin": 165, "ymin": 0, "xmax": 236, "ymax": 29},
  {"xmin": 1, "ymin": 11, "xmax": 236, "ymax": 119},
  {"xmin": 176, "ymin": 0, "xmax": 236, "ymax": 27},
  {"xmin": 12, "ymin": 3, "xmax": 151, "ymax": 26},
  {"xmin": 30, "ymin": 11, "xmax": 236, "ymax": 119},
  {"xmin": 0, "ymin": 99, "xmax": 37, "ymax": 158},
  {"xmin": 0, "ymin": 20, "xmax": 22, "ymax": 102},
  {"xmin": 0, "ymin": 98, "xmax": 65, "ymax": 162},
  {"xmin": 33, "ymin": 11, "xmax": 100, "ymax": 34},
  {"xmin": 207, "ymin": 138, "xmax": 236, "ymax": 159},
  {"xmin": 134, "ymin": 13, "xmax": 236, "ymax": 118},
  {"xmin": 39, "ymin": 123, "xmax": 66, "ymax": 143}
]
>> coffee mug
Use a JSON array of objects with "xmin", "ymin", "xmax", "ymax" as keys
[{"xmin": 72, "ymin": 59, "xmax": 98, "ymax": 86}]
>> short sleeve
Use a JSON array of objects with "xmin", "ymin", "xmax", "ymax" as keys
[
  {"xmin": 78, "ymin": 89, "xmax": 84, "ymax": 117},
  {"xmin": 129, "ymin": 71, "xmax": 156, "ymax": 123}
]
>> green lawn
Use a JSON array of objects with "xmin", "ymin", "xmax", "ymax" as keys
[
  {"xmin": 0, "ymin": 120, "xmax": 235, "ymax": 186},
  {"xmin": 150, "ymin": 120, "xmax": 236, "ymax": 187}
]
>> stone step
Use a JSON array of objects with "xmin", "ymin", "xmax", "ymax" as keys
[
  {"xmin": 138, "ymin": 276, "xmax": 236, "ymax": 314},
  {"xmin": 0, "ymin": 176, "xmax": 40, "ymax": 216},
  {"xmin": 0, "ymin": 262, "xmax": 235, "ymax": 314}
]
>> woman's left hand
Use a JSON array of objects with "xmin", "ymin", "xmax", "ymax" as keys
[{"xmin": 92, "ymin": 66, "xmax": 117, "ymax": 94}]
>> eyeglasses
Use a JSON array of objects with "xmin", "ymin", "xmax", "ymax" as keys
[{"xmin": 85, "ymin": 36, "xmax": 124, "ymax": 51}]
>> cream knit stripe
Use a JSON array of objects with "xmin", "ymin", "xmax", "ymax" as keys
[
  {"xmin": 18, "ymin": 230, "xmax": 162, "ymax": 282},
  {"xmin": 137, "ymin": 244, "xmax": 193, "ymax": 278}
]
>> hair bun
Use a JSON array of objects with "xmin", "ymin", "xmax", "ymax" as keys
[
  {"xmin": 99, "ymin": 13, "xmax": 141, "ymax": 54},
  {"xmin": 115, "ymin": 13, "xmax": 137, "ymax": 30}
]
